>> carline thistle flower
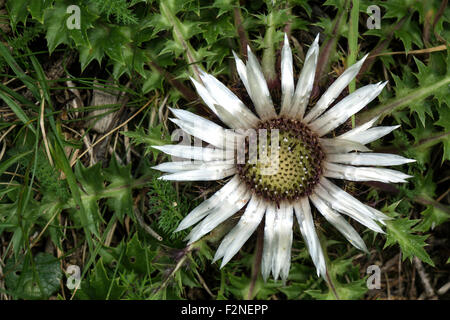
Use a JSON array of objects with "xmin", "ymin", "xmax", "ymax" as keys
[{"xmin": 152, "ymin": 34, "xmax": 415, "ymax": 282}]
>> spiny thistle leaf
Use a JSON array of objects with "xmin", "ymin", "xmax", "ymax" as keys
[
  {"xmin": 383, "ymin": 201, "xmax": 435, "ymax": 267},
  {"xmin": 75, "ymin": 259, "xmax": 126, "ymax": 299}
]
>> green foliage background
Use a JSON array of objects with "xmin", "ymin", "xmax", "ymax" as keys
[{"xmin": 0, "ymin": 0, "xmax": 448, "ymax": 300}]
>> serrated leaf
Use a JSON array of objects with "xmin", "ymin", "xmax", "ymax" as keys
[
  {"xmin": 305, "ymin": 257, "xmax": 367, "ymax": 300},
  {"xmin": 394, "ymin": 17, "xmax": 422, "ymax": 52},
  {"xmin": 68, "ymin": 162, "xmax": 105, "ymax": 237},
  {"xmin": 76, "ymin": 259, "xmax": 126, "ymax": 299},
  {"xmin": 43, "ymin": 1, "xmax": 97, "ymax": 53},
  {"xmin": 384, "ymin": 218, "xmax": 434, "ymax": 266},
  {"xmin": 123, "ymin": 124, "xmax": 171, "ymax": 159},
  {"xmin": 226, "ymin": 273, "xmax": 279, "ymax": 300},
  {"xmin": 306, "ymin": 279, "xmax": 367, "ymax": 300},
  {"xmin": 103, "ymin": 157, "xmax": 133, "ymax": 222},
  {"xmin": 124, "ymin": 234, "xmax": 157, "ymax": 274},
  {"xmin": 6, "ymin": 0, "xmax": 28, "ymax": 27},
  {"xmin": 415, "ymin": 205, "xmax": 450, "ymax": 232},
  {"xmin": 27, "ymin": 0, "xmax": 48, "ymax": 23}
]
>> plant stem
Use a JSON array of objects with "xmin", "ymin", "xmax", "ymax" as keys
[
  {"xmin": 246, "ymin": 223, "xmax": 264, "ymax": 300},
  {"xmin": 357, "ymin": 75, "xmax": 450, "ymax": 124},
  {"xmin": 312, "ymin": 0, "xmax": 349, "ymax": 99},
  {"xmin": 347, "ymin": 0, "xmax": 360, "ymax": 94},
  {"xmin": 262, "ymin": 11, "xmax": 278, "ymax": 88},
  {"xmin": 160, "ymin": 2, "xmax": 201, "ymax": 81},
  {"xmin": 233, "ymin": 2, "xmax": 249, "ymax": 58},
  {"xmin": 348, "ymin": 0, "xmax": 359, "ymax": 128}
]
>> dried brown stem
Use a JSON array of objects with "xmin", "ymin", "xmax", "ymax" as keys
[{"xmin": 413, "ymin": 257, "xmax": 438, "ymax": 300}]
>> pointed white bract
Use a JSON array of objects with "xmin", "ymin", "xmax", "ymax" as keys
[
  {"xmin": 337, "ymin": 116, "xmax": 379, "ymax": 140},
  {"xmin": 324, "ymin": 162, "xmax": 413, "ymax": 183},
  {"xmin": 310, "ymin": 193, "xmax": 368, "ymax": 252},
  {"xmin": 214, "ymin": 196, "xmax": 266, "ymax": 267},
  {"xmin": 320, "ymin": 177, "xmax": 390, "ymax": 222},
  {"xmin": 191, "ymin": 76, "xmax": 256, "ymax": 129},
  {"xmin": 290, "ymin": 34, "xmax": 320, "ymax": 119},
  {"xmin": 152, "ymin": 34, "xmax": 414, "ymax": 282},
  {"xmin": 320, "ymin": 138, "xmax": 371, "ymax": 154},
  {"xmin": 293, "ymin": 198, "xmax": 327, "ymax": 277},
  {"xmin": 169, "ymin": 108, "xmax": 240, "ymax": 149},
  {"xmin": 190, "ymin": 76, "xmax": 219, "ymax": 114},
  {"xmin": 232, "ymin": 51, "xmax": 251, "ymax": 97},
  {"xmin": 246, "ymin": 46, "xmax": 277, "ymax": 120},
  {"xmin": 186, "ymin": 183, "xmax": 251, "ymax": 244},
  {"xmin": 327, "ymin": 153, "xmax": 416, "ymax": 166},
  {"xmin": 152, "ymin": 145, "xmax": 233, "ymax": 162},
  {"xmin": 315, "ymin": 183, "xmax": 384, "ymax": 233},
  {"xmin": 175, "ymin": 176, "xmax": 241, "ymax": 232},
  {"xmin": 343, "ymin": 126, "xmax": 401, "ymax": 145},
  {"xmin": 364, "ymin": 204, "xmax": 394, "ymax": 221},
  {"xmin": 262, "ymin": 204, "xmax": 277, "ymax": 281},
  {"xmin": 272, "ymin": 202, "xmax": 294, "ymax": 282},
  {"xmin": 310, "ymin": 82, "xmax": 388, "ymax": 136},
  {"xmin": 152, "ymin": 160, "xmax": 235, "ymax": 173},
  {"xmin": 198, "ymin": 71, "xmax": 260, "ymax": 128},
  {"xmin": 304, "ymin": 54, "xmax": 369, "ymax": 123},
  {"xmin": 158, "ymin": 167, "xmax": 236, "ymax": 181},
  {"xmin": 261, "ymin": 202, "xmax": 294, "ymax": 282},
  {"xmin": 280, "ymin": 33, "xmax": 295, "ymax": 116}
]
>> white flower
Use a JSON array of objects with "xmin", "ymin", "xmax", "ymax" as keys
[{"xmin": 152, "ymin": 34, "xmax": 415, "ymax": 282}]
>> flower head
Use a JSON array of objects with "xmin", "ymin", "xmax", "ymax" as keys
[{"xmin": 152, "ymin": 34, "xmax": 415, "ymax": 282}]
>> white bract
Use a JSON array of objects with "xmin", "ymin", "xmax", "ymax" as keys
[{"xmin": 152, "ymin": 34, "xmax": 415, "ymax": 282}]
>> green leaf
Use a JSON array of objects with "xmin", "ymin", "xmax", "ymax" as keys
[
  {"xmin": 226, "ymin": 273, "xmax": 279, "ymax": 300},
  {"xmin": 6, "ymin": 0, "xmax": 28, "ymax": 26},
  {"xmin": 68, "ymin": 162, "xmax": 104, "ymax": 238},
  {"xmin": 306, "ymin": 279, "xmax": 367, "ymax": 300},
  {"xmin": 0, "ymin": 40, "xmax": 39, "ymax": 101},
  {"xmin": 123, "ymin": 234, "xmax": 156, "ymax": 275},
  {"xmin": 123, "ymin": 124, "xmax": 171, "ymax": 159},
  {"xmin": 415, "ymin": 205, "xmax": 450, "ymax": 232},
  {"xmin": 5, "ymin": 253, "xmax": 62, "ymax": 299},
  {"xmin": 435, "ymin": 104, "xmax": 450, "ymax": 162},
  {"xmin": 393, "ymin": 17, "xmax": 422, "ymax": 52},
  {"xmin": 384, "ymin": 217, "xmax": 434, "ymax": 266},
  {"xmin": 44, "ymin": 1, "xmax": 97, "ymax": 53},
  {"xmin": 103, "ymin": 157, "xmax": 133, "ymax": 222},
  {"xmin": 27, "ymin": 0, "xmax": 48, "ymax": 23},
  {"xmin": 76, "ymin": 259, "xmax": 126, "ymax": 300},
  {"xmin": 358, "ymin": 50, "xmax": 450, "ymax": 124},
  {"xmin": 0, "ymin": 150, "xmax": 33, "ymax": 178},
  {"xmin": 305, "ymin": 257, "xmax": 367, "ymax": 300},
  {"xmin": 79, "ymin": 24, "xmax": 129, "ymax": 71}
]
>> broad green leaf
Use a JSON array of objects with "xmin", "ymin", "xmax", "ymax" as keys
[{"xmin": 5, "ymin": 253, "xmax": 62, "ymax": 299}]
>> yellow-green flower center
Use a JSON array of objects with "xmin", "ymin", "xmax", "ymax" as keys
[{"xmin": 237, "ymin": 118, "xmax": 325, "ymax": 203}]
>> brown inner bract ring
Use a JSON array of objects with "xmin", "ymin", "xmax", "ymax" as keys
[{"xmin": 236, "ymin": 118, "xmax": 325, "ymax": 204}]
